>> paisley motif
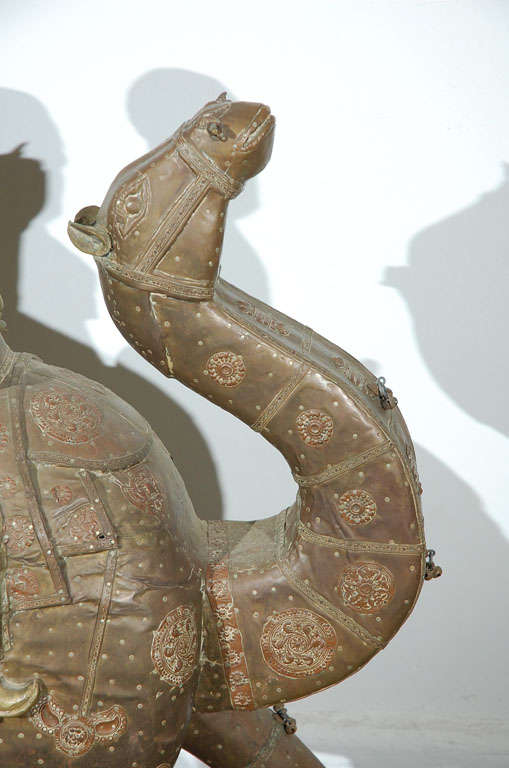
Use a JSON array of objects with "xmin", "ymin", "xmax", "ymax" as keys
[
  {"xmin": 151, "ymin": 605, "xmax": 198, "ymax": 687},
  {"xmin": 295, "ymin": 409, "xmax": 333, "ymax": 447},
  {"xmin": 30, "ymin": 695, "xmax": 127, "ymax": 757},
  {"xmin": 340, "ymin": 561, "xmax": 395, "ymax": 614},
  {"xmin": 260, "ymin": 608, "xmax": 337, "ymax": 679},
  {"xmin": 336, "ymin": 489, "xmax": 377, "ymax": 526},
  {"xmin": 120, "ymin": 464, "xmax": 164, "ymax": 518},
  {"xmin": 112, "ymin": 173, "xmax": 151, "ymax": 239},
  {"xmin": 206, "ymin": 351, "xmax": 246, "ymax": 387},
  {"xmin": 5, "ymin": 515, "xmax": 35, "ymax": 555},
  {"xmin": 30, "ymin": 388, "xmax": 103, "ymax": 445}
]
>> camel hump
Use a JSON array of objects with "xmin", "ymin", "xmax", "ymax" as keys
[{"xmin": 10, "ymin": 355, "xmax": 153, "ymax": 470}]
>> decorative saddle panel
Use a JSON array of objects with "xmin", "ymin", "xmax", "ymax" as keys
[{"xmin": 0, "ymin": 350, "xmax": 205, "ymax": 765}]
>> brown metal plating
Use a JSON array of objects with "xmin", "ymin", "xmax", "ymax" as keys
[
  {"xmin": 68, "ymin": 94, "xmax": 428, "ymax": 718},
  {"xmin": 0, "ymin": 93, "xmax": 432, "ymax": 767}
]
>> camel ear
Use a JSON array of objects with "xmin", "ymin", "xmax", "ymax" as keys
[
  {"xmin": 74, "ymin": 205, "xmax": 100, "ymax": 226},
  {"xmin": 67, "ymin": 209, "xmax": 111, "ymax": 256}
]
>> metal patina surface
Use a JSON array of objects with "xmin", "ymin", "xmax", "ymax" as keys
[
  {"xmin": 0, "ymin": 330, "xmax": 324, "ymax": 767},
  {"xmin": 0, "ymin": 94, "xmax": 439, "ymax": 767}
]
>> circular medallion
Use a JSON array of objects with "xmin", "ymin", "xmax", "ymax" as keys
[
  {"xmin": 151, "ymin": 605, "xmax": 198, "ymax": 687},
  {"xmin": 295, "ymin": 409, "xmax": 333, "ymax": 448},
  {"xmin": 260, "ymin": 608, "xmax": 337, "ymax": 679},
  {"xmin": 30, "ymin": 388, "xmax": 103, "ymax": 445},
  {"xmin": 6, "ymin": 567, "xmax": 39, "ymax": 600},
  {"xmin": 0, "ymin": 423, "xmax": 8, "ymax": 452},
  {"xmin": 51, "ymin": 485, "xmax": 73, "ymax": 505},
  {"xmin": 340, "ymin": 561, "xmax": 395, "ymax": 614},
  {"xmin": 206, "ymin": 351, "xmax": 246, "ymax": 387},
  {"xmin": 0, "ymin": 475, "xmax": 17, "ymax": 497},
  {"xmin": 5, "ymin": 515, "xmax": 35, "ymax": 555},
  {"xmin": 55, "ymin": 717, "xmax": 95, "ymax": 757},
  {"xmin": 337, "ymin": 489, "xmax": 377, "ymax": 526},
  {"xmin": 121, "ymin": 465, "xmax": 164, "ymax": 518}
]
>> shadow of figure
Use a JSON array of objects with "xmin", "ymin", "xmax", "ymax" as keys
[
  {"xmin": 0, "ymin": 87, "xmax": 222, "ymax": 520},
  {"xmin": 127, "ymin": 68, "xmax": 270, "ymax": 303},
  {"xmin": 384, "ymin": 170, "xmax": 509, "ymax": 437}
]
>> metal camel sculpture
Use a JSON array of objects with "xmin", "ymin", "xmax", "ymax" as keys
[
  {"xmin": 0, "ymin": 94, "xmax": 440, "ymax": 768},
  {"xmin": 0, "ymin": 297, "xmax": 324, "ymax": 768}
]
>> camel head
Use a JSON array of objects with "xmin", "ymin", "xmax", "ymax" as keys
[
  {"xmin": 181, "ymin": 93, "xmax": 276, "ymax": 183},
  {"xmin": 68, "ymin": 94, "xmax": 275, "ymax": 261}
]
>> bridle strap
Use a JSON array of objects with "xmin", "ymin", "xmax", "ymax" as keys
[
  {"xmin": 94, "ymin": 256, "xmax": 215, "ymax": 301},
  {"xmin": 176, "ymin": 135, "xmax": 243, "ymax": 200},
  {"xmin": 133, "ymin": 135, "xmax": 242, "ymax": 280}
]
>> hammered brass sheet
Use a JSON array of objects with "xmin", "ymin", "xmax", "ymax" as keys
[
  {"xmin": 0, "ymin": 348, "xmax": 204, "ymax": 766},
  {"xmin": 1, "ymin": 93, "xmax": 430, "ymax": 766},
  {"xmin": 68, "ymin": 90, "xmax": 426, "ymax": 724}
]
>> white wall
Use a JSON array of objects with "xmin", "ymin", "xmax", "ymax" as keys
[{"xmin": 1, "ymin": 1, "xmax": 508, "ymax": 765}]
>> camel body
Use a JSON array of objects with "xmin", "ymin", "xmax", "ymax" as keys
[{"xmin": 0, "ymin": 340, "xmax": 325, "ymax": 767}]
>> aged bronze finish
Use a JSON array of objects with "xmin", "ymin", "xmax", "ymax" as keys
[
  {"xmin": 0, "ymin": 325, "xmax": 323, "ymax": 765},
  {"xmin": 67, "ymin": 91, "xmax": 440, "ymax": 754},
  {"xmin": 0, "ymin": 94, "xmax": 440, "ymax": 767}
]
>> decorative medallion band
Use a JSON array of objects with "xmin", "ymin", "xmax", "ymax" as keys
[
  {"xmin": 95, "ymin": 257, "xmax": 215, "ymax": 300},
  {"xmin": 206, "ymin": 521, "xmax": 256, "ymax": 710},
  {"xmin": 297, "ymin": 521, "xmax": 425, "ymax": 555},
  {"xmin": 293, "ymin": 442, "xmax": 393, "ymax": 487},
  {"xmin": 251, "ymin": 365, "xmax": 310, "ymax": 432}
]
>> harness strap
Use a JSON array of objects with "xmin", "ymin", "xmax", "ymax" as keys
[
  {"xmin": 95, "ymin": 256, "xmax": 215, "ymax": 301},
  {"xmin": 134, "ymin": 135, "xmax": 242, "ymax": 277},
  {"xmin": 177, "ymin": 135, "xmax": 243, "ymax": 199}
]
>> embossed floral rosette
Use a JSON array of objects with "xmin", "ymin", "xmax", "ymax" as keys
[
  {"xmin": 340, "ymin": 562, "xmax": 395, "ymax": 614},
  {"xmin": 206, "ymin": 351, "xmax": 246, "ymax": 387},
  {"xmin": 260, "ymin": 608, "xmax": 337, "ymax": 679}
]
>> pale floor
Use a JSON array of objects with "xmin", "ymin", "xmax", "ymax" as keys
[{"xmin": 175, "ymin": 715, "xmax": 509, "ymax": 768}]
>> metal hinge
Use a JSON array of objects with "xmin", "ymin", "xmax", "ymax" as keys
[{"xmin": 272, "ymin": 705, "xmax": 297, "ymax": 734}]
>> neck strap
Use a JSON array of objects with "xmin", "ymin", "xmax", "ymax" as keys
[{"xmin": 177, "ymin": 135, "xmax": 243, "ymax": 200}]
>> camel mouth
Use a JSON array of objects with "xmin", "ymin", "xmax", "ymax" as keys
[{"xmin": 241, "ymin": 108, "xmax": 275, "ymax": 149}]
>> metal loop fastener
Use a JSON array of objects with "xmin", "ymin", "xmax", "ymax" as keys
[{"xmin": 377, "ymin": 376, "xmax": 398, "ymax": 410}]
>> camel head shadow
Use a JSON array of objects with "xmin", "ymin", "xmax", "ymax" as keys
[{"xmin": 383, "ymin": 165, "xmax": 509, "ymax": 438}]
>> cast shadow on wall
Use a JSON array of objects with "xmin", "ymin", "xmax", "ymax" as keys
[
  {"xmin": 295, "ymin": 438, "xmax": 507, "ymax": 767},
  {"xmin": 0, "ymin": 84, "xmax": 227, "ymax": 520},
  {"xmin": 384, "ymin": 169, "xmax": 509, "ymax": 437}
]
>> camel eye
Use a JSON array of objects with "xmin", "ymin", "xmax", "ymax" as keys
[{"xmin": 207, "ymin": 121, "xmax": 227, "ymax": 142}]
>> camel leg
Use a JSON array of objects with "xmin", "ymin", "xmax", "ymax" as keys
[{"xmin": 183, "ymin": 708, "xmax": 326, "ymax": 768}]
